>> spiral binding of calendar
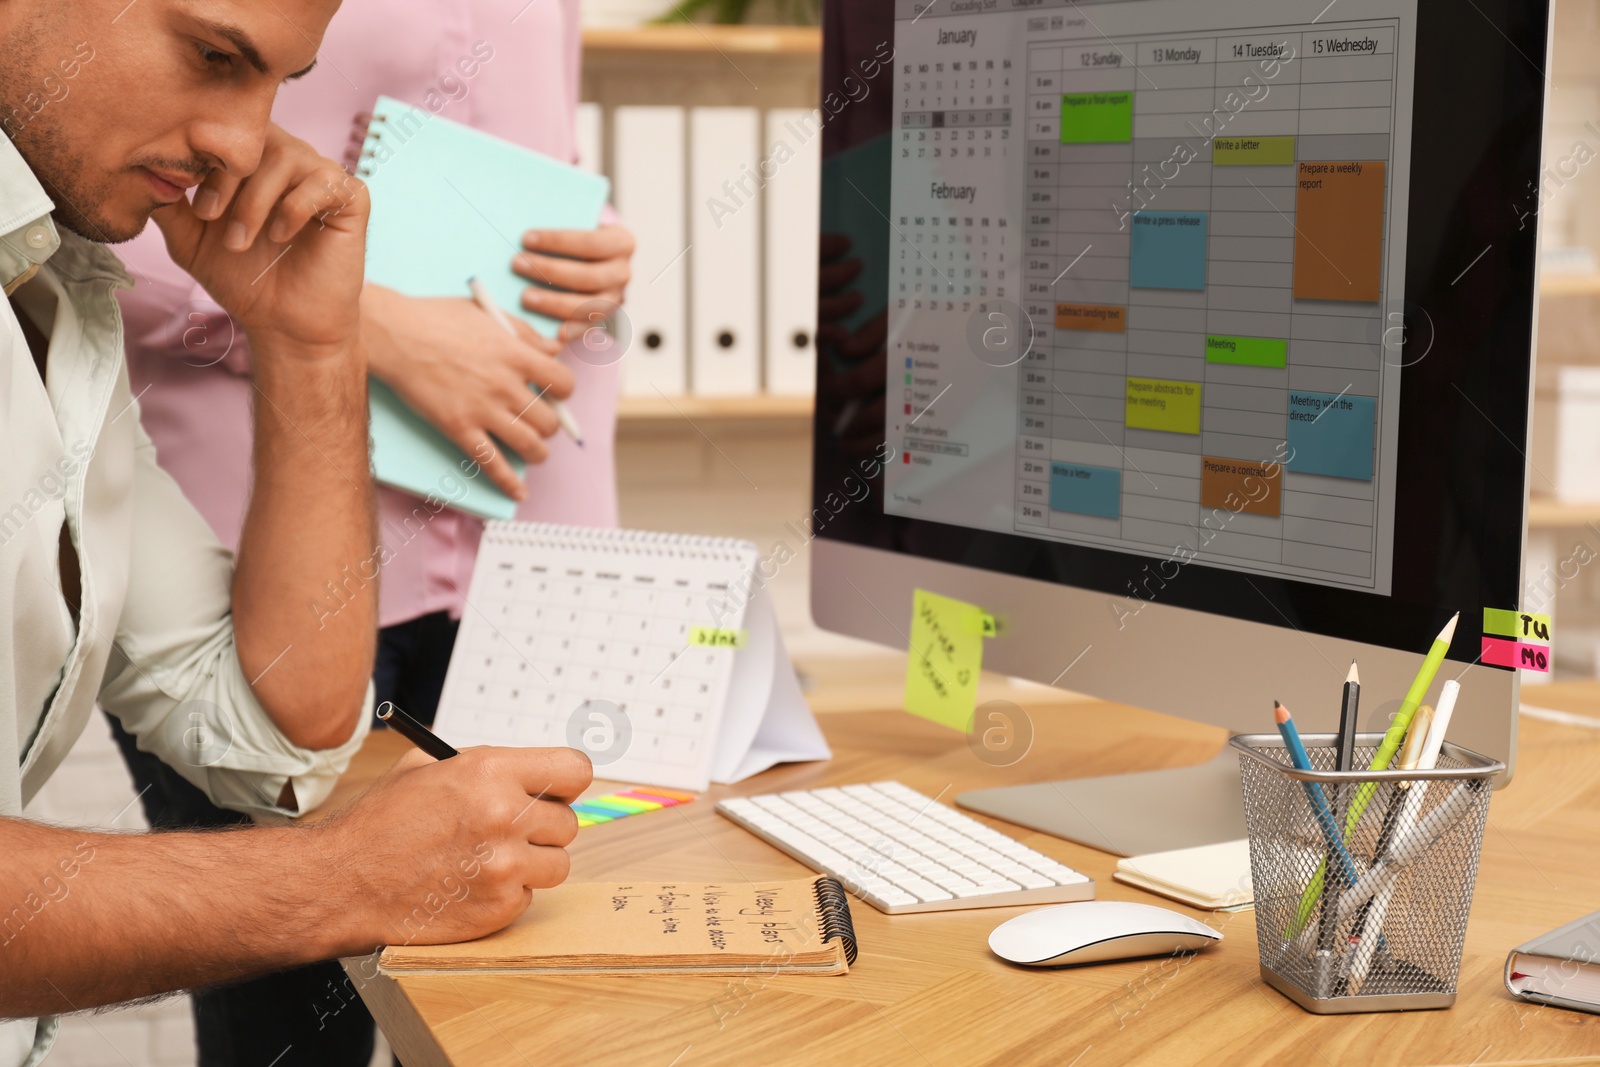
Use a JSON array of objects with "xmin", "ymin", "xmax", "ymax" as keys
[
  {"xmin": 812, "ymin": 876, "xmax": 860, "ymax": 966},
  {"xmin": 482, "ymin": 521, "xmax": 757, "ymax": 565}
]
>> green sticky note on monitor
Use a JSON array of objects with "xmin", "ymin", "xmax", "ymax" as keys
[{"xmin": 904, "ymin": 589, "xmax": 990, "ymax": 733}]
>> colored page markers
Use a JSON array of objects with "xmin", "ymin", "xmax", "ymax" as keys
[{"xmin": 573, "ymin": 787, "xmax": 695, "ymax": 828}]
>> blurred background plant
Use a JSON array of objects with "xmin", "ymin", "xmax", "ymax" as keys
[{"xmin": 653, "ymin": 0, "xmax": 820, "ymax": 24}]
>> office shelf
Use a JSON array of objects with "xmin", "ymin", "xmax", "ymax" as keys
[
  {"xmin": 1528, "ymin": 495, "xmax": 1600, "ymax": 529},
  {"xmin": 583, "ymin": 25, "xmax": 821, "ymax": 57},
  {"xmin": 579, "ymin": 25, "xmax": 820, "ymax": 130},
  {"xmin": 617, "ymin": 393, "xmax": 814, "ymax": 425},
  {"xmin": 1541, "ymin": 272, "xmax": 1600, "ymax": 297}
]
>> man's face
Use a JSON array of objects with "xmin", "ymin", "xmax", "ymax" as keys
[{"xmin": 0, "ymin": 0, "xmax": 337, "ymax": 243}]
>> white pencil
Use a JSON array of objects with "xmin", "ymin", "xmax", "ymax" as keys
[{"xmin": 467, "ymin": 276, "xmax": 584, "ymax": 447}]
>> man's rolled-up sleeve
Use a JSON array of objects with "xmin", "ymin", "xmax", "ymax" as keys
[{"xmin": 97, "ymin": 423, "xmax": 372, "ymax": 819}]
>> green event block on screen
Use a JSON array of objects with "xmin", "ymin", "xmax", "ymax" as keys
[
  {"xmin": 1206, "ymin": 335, "xmax": 1288, "ymax": 368},
  {"xmin": 1060, "ymin": 92, "xmax": 1133, "ymax": 144}
]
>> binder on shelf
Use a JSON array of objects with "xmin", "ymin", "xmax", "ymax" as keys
[
  {"xmin": 690, "ymin": 107, "xmax": 761, "ymax": 396},
  {"xmin": 764, "ymin": 109, "xmax": 822, "ymax": 396},
  {"xmin": 575, "ymin": 101, "xmax": 604, "ymax": 175},
  {"xmin": 614, "ymin": 106, "xmax": 688, "ymax": 397}
]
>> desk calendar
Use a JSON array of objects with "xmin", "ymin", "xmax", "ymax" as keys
[{"xmin": 431, "ymin": 523, "xmax": 829, "ymax": 791}]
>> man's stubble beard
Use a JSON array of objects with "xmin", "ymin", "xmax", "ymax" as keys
[
  {"xmin": 7, "ymin": 118, "xmax": 143, "ymax": 244},
  {"xmin": 0, "ymin": 8, "xmax": 145, "ymax": 245}
]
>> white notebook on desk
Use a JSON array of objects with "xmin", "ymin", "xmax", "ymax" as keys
[
  {"xmin": 432, "ymin": 523, "xmax": 830, "ymax": 791},
  {"xmin": 1113, "ymin": 839, "xmax": 1254, "ymax": 911}
]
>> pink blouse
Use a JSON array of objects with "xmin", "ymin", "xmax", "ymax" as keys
[{"xmin": 115, "ymin": 0, "xmax": 620, "ymax": 629}]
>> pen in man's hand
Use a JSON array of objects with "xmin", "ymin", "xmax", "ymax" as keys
[{"xmin": 376, "ymin": 701, "xmax": 459, "ymax": 761}]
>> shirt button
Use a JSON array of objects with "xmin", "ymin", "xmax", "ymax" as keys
[{"xmin": 24, "ymin": 225, "xmax": 50, "ymax": 249}]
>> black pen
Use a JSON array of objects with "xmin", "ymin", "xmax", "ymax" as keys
[
  {"xmin": 1316, "ymin": 661, "xmax": 1361, "ymax": 993},
  {"xmin": 376, "ymin": 701, "xmax": 459, "ymax": 760}
]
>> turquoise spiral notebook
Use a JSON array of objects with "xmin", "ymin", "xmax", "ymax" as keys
[{"xmin": 358, "ymin": 95, "xmax": 611, "ymax": 520}]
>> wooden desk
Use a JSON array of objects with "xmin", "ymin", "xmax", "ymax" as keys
[{"xmin": 339, "ymin": 679, "xmax": 1600, "ymax": 1066}]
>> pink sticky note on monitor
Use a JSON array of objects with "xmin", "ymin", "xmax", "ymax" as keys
[{"xmin": 1481, "ymin": 636, "xmax": 1550, "ymax": 673}]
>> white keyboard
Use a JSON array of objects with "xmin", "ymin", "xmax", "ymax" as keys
[{"xmin": 716, "ymin": 781, "xmax": 1095, "ymax": 914}]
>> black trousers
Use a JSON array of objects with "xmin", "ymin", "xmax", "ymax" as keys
[{"xmin": 106, "ymin": 611, "xmax": 460, "ymax": 1067}]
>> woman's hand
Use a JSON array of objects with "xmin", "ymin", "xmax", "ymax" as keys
[
  {"xmin": 362, "ymin": 285, "xmax": 574, "ymax": 500},
  {"xmin": 511, "ymin": 224, "xmax": 635, "ymax": 344}
]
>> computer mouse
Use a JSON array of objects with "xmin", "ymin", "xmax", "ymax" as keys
[{"xmin": 989, "ymin": 901, "xmax": 1222, "ymax": 967}]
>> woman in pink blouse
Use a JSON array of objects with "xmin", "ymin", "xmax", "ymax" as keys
[{"xmin": 110, "ymin": 1, "xmax": 632, "ymax": 1063}]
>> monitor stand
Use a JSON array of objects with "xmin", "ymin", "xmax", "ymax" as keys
[{"xmin": 956, "ymin": 749, "xmax": 1247, "ymax": 857}]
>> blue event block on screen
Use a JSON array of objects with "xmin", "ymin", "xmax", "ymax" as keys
[
  {"xmin": 1286, "ymin": 392, "xmax": 1375, "ymax": 480},
  {"xmin": 1130, "ymin": 211, "xmax": 1209, "ymax": 290},
  {"xmin": 1050, "ymin": 462, "xmax": 1122, "ymax": 518}
]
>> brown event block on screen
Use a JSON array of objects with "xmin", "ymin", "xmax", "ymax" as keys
[
  {"xmin": 1056, "ymin": 303, "xmax": 1126, "ymax": 332},
  {"xmin": 1293, "ymin": 161, "xmax": 1384, "ymax": 302},
  {"xmin": 1201, "ymin": 456, "xmax": 1282, "ymax": 517}
]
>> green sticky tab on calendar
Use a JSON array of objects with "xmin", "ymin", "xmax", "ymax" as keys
[
  {"xmin": 905, "ymin": 589, "xmax": 991, "ymax": 733},
  {"xmin": 688, "ymin": 627, "xmax": 749, "ymax": 649}
]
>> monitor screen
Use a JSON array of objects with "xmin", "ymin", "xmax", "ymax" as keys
[{"xmin": 814, "ymin": 0, "xmax": 1545, "ymax": 663}]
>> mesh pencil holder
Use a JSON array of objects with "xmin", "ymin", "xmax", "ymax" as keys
[{"xmin": 1229, "ymin": 732, "xmax": 1504, "ymax": 1014}]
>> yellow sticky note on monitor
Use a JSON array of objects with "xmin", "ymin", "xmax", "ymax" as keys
[{"xmin": 905, "ymin": 589, "xmax": 990, "ymax": 733}]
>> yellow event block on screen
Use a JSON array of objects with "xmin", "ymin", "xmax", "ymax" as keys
[
  {"xmin": 1212, "ymin": 135, "xmax": 1295, "ymax": 165},
  {"xmin": 1126, "ymin": 378, "xmax": 1201, "ymax": 434}
]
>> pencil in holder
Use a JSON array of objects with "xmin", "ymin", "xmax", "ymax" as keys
[{"xmin": 1230, "ymin": 732, "xmax": 1503, "ymax": 1013}]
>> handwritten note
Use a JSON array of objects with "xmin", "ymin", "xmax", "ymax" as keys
[
  {"xmin": 1483, "ymin": 608, "xmax": 1552, "ymax": 643},
  {"xmin": 377, "ymin": 876, "xmax": 850, "ymax": 976},
  {"xmin": 904, "ymin": 589, "xmax": 993, "ymax": 732},
  {"xmin": 1481, "ymin": 636, "xmax": 1551, "ymax": 673},
  {"xmin": 688, "ymin": 627, "xmax": 749, "ymax": 649}
]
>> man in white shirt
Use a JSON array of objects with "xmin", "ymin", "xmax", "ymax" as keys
[{"xmin": 0, "ymin": 1, "xmax": 591, "ymax": 1062}]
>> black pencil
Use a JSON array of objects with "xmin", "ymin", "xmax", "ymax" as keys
[
  {"xmin": 376, "ymin": 701, "xmax": 459, "ymax": 761},
  {"xmin": 1336, "ymin": 661, "xmax": 1360, "ymax": 774}
]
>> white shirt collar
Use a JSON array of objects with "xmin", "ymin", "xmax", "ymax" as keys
[
  {"xmin": 0, "ymin": 132, "xmax": 60, "ymax": 295},
  {"xmin": 0, "ymin": 131, "xmax": 134, "ymax": 295}
]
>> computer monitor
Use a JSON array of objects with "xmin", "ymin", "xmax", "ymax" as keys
[{"xmin": 810, "ymin": 0, "xmax": 1549, "ymax": 855}]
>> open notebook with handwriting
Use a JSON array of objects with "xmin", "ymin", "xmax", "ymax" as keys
[{"xmin": 379, "ymin": 876, "xmax": 858, "ymax": 977}]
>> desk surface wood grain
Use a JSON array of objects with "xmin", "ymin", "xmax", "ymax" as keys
[{"xmin": 336, "ymin": 674, "xmax": 1600, "ymax": 1067}]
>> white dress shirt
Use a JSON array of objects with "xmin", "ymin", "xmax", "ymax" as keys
[{"xmin": 0, "ymin": 133, "xmax": 372, "ymax": 1067}]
